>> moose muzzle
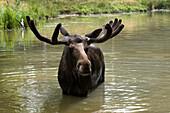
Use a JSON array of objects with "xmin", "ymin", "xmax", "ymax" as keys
[{"xmin": 76, "ymin": 59, "xmax": 91, "ymax": 76}]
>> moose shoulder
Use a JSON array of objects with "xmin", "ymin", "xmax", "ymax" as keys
[{"xmin": 26, "ymin": 16, "xmax": 124, "ymax": 97}]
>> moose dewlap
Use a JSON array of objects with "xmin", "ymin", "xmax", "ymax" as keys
[{"xmin": 26, "ymin": 16, "xmax": 124, "ymax": 97}]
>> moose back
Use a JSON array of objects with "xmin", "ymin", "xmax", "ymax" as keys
[{"xmin": 26, "ymin": 16, "xmax": 124, "ymax": 97}]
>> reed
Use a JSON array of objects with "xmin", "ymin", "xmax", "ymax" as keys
[
  {"xmin": 0, "ymin": 8, "xmax": 2, "ymax": 26},
  {"xmin": 2, "ymin": 4, "xmax": 17, "ymax": 29},
  {"xmin": 0, "ymin": 0, "xmax": 169, "ymax": 30},
  {"xmin": 138, "ymin": 0, "xmax": 169, "ymax": 10},
  {"xmin": 0, "ymin": 0, "xmax": 45, "ymax": 30}
]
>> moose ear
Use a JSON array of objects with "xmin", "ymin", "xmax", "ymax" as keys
[
  {"xmin": 85, "ymin": 28, "xmax": 102, "ymax": 38},
  {"xmin": 60, "ymin": 26, "xmax": 70, "ymax": 36}
]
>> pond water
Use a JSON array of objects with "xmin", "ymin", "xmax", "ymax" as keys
[{"xmin": 0, "ymin": 12, "xmax": 170, "ymax": 113}]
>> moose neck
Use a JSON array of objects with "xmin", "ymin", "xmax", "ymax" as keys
[{"xmin": 63, "ymin": 46, "xmax": 92, "ymax": 96}]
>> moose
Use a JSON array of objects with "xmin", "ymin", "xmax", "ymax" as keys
[{"xmin": 26, "ymin": 16, "xmax": 124, "ymax": 97}]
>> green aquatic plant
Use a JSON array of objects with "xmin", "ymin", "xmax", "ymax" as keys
[
  {"xmin": 0, "ymin": 0, "xmax": 169, "ymax": 30},
  {"xmin": 0, "ymin": 0, "xmax": 47, "ymax": 30},
  {"xmin": 138, "ymin": 0, "xmax": 170, "ymax": 10},
  {"xmin": 2, "ymin": 5, "xmax": 17, "ymax": 29},
  {"xmin": 0, "ymin": 8, "xmax": 2, "ymax": 26}
]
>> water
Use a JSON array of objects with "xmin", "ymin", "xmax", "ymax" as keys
[{"xmin": 0, "ymin": 12, "xmax": 170, "ymax": 113}]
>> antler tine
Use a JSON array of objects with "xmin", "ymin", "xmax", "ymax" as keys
[
  {"xmin": 109, "ymin": 18, "xmax": 118, "ymax": 30},
  {"xmin": 87, "ymin": 18, "xmax": 124, "ymax": 44},
  {"xmin": 26, "ymin": 16, "xmax": 69, "ymax": 45},
  {"xmin": 110, "ymin": 23, "xmax": 124, "ymax": 38},
  {"xmin": 52, "ymin": 24, "xmax": 70, "ymax": 45},
  {"xmin": 110, "ymin": 19, "xmax": 124, "ymax": 38},
  {"xmin": 88, "ymin": 24, "xmax": 112, "ymax": 43},
  {"xmin": 26, "ymin": 16, "xmax": 53, "ymax": 44}
]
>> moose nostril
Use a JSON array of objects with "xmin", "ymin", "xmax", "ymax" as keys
[{"xmin": 77, "ymin": 61, "xmax": 91, "ymax": 75}]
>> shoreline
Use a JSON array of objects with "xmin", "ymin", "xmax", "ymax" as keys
[
  {"xmin": 50, "ymin": 9, "xmax": 170, "ymax": 20},
  {"xmin": 0, "ymin": 9, "xmax": 169, "ymax": 31},
  {"xmin": 1, "ymin": 0, "xmax": 169, "ymax": 30}
]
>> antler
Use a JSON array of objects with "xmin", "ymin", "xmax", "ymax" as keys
[
  {"xmin": 87, "ymin": 18, "xmax": 124, "ymax": 44},
  {"xmin": 26, "ymin": 16, "xmax": 69, "ymax": 45}
]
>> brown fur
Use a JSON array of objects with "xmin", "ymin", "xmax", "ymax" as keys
[
  {"xmin": 58, "ymin": 35, "xmax": 104, "ymax": 96},
  {"xmin": 26, "ymin": 16, "xmax": 124, "ymax": 97},
  {"xmin": 58, "ymin": 37, "xmax": 105, "ymax": 97}
]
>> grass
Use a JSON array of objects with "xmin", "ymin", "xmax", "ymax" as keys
[
  {"xmin": 0, "ymin": 0, "xmax": 169, "ymax": 30},
  {"xmin": 137, "ymin": 0, "xmax": 170, "ymax": 10},
  {"xmin": 0, "ymin": 0, "xmax": 46, "ymax": 30}
]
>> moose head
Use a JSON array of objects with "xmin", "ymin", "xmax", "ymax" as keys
[{"xmin": 26, "ymin": 16, "xmax": 124, "ymax": 97}]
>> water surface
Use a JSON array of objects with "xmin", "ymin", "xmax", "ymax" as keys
[{"xmin": 0, "ymin": 12, "xmax": 170, "ymax": 113}]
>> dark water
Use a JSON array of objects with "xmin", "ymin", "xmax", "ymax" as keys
[{"xmin": 0, "ymin": 12, "xmax": 170, "ymax": 113}]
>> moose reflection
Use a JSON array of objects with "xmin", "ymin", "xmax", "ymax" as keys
[{"xmin": 26, "ymin": 16, "xmax": 124, "ymax": 97}]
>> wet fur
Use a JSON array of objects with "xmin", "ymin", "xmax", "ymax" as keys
[{"xmin": 58, "ymin": 44, "xmax": 105, "ymax": 97}]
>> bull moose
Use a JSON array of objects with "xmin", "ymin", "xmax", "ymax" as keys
[{"xmin": 26, "ymin": 16, "xmax": 124, "ymax": 97}]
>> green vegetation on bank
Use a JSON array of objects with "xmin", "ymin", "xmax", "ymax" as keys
[{"xmin": 0, "ymin": 0, "xmax": 169, "ymax": 30}]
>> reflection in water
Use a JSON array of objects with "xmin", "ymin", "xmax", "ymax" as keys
[
  {"xmin": 21, "ymin": 29, "xmax": 24, "ymax": 38},
  {"xmin": 0, "ymin": 12, "xmax": 170, "ymax": 113}
]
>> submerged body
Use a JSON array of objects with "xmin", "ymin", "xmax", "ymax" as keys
[
  {"xmin": 26, "ymin": 16, "xmax": 124, "ymax": 97},
  {"xmin": 58, "ymin": 44, "xmax": 105, "ymax": 96}
]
